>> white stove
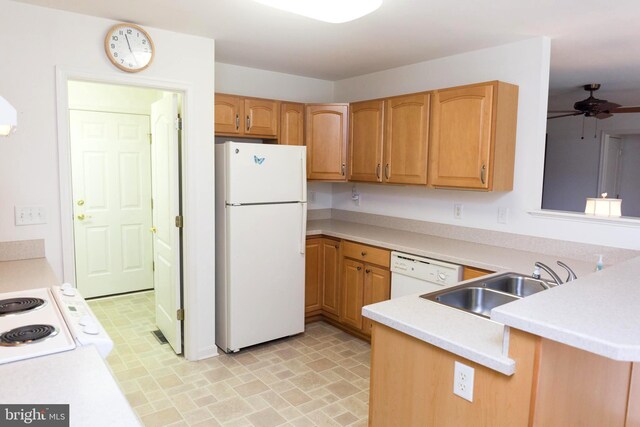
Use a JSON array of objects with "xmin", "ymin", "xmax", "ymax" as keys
[{"xmin": 0, "ymin": 284, "xmax": 113, "ymax": 364}]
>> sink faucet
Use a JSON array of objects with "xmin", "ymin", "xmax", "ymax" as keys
[
  {"xmin": 533, "ymin": 262, "xmax": 563, "ymax": 285},
  {"xmin": 556, "ymin": 261, "xmax": 577, "ymax": 283}
]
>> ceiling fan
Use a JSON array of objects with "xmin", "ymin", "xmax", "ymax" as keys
[{"xmin": 548, "ymin": 84, "xmax": 640, "ymax": 120}]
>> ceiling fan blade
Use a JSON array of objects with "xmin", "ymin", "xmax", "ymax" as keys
[
  {"xmin": 548, "ymin": 110, "xmax": 580, "ymax": 113},
  {"xmin": 612, "ymin": 106, "xmax": 640, "ymax": 113},
  {"xmin": 596, "ymin": 112, "xmax": 613, "ymax": 120},
  {"xmin": 547, "ymin": 112, "xmax": 583, "ymax": 120},
  {"xmin": 597, "ymin": 101, "xmax": 622, "ymax": 112}
]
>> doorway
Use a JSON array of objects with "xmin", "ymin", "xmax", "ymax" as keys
[
  {"xmin": 67, "ymin": 80, "xmax": 183, "ymax": 354},
  {"xmin": 599, "ymin": 132, "xmax": 640, "ymax": 217}
]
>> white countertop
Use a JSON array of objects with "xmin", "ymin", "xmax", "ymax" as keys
[
  {"xmin": 0, "ymin": 346, "xmax": 141, "ymax": 427},
  {"xmin": 0, "ymin": 258, "xmax": 59, "ymax": 292},
  {"xmin": 309, "ymin": 218, "xmax": 640, "ymax": 373},
  {"xmin": 492, "ymin": 256, "xmax": 640, "ymax": 362},
  {"xmin": 308, "ymin": 219, "xmax": 594, "ymax": 277},
  {"xmin": 363, "ymin": 291, "xmax": 515, "ymax": 375}
]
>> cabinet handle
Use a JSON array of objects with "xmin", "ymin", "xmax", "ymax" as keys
[
  {"xmin": 480, "ymin": 164, "xmax": 486, "ymax": 185},
  {"xmin": 341, "ymin": 163, "xmax": 346, "ymax": 176},
  {"xmin": 357, "ymin": 266, "xmax": 362, "ymax": 271},
  {"xmin": 385, "ymin": 164, "xmax": 390, "ymax": 180},
  {"xmin": 246, "ymin": 115, "xmax": 250, "ymax": 131},
  {"xmin": 376, "ymin": 163, "xmax": 381, "ymax": 179},
  {"xmin": 365, "ymin": 269, "xmax": 371, "ymax": 274},
  {"xmin": 235, "ymin": 114, "xmax": 239, "ymax": 131},
  {"xmin": 361, "ymin": 251, "xmax": 367, "ymax": 256},
  {"xmin": 334, "ymin": 245, "xmax": 340, "ymax": 249}
]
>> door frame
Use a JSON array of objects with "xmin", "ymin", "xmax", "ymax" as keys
[
  {"xmin": 598, "ymin": 129, "xmax": 640, "ymax": 197},
  {"xmin": 55, "ymin": 67, "xmax": 199, "ymax": 359}
]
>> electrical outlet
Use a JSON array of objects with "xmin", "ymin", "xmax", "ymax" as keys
[
  {"xmin": 453, "ymin": 203, "xmax": 463, "ymax": 219},
  {"xmin": 308, "ymin": 191, "xmax": 316, "ymax": 203},
  {"xmin": 497, "ymin": 207, "xmax": 509, "ymax": 224},
  {"xmin": 351, "ymin": 185, "xmax": 360, "ymax": 206},
  {"xmin": 14, "ymin": 206, "xmax": 47, "ymax": 226},
  {"xmin": 453, "ymin": 361, "xmax": 474, "ymax": 402}
]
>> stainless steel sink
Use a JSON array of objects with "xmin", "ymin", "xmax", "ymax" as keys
[
  {"xmin": 432, "ymin": 287, "xmax": 519, "ymax": 318},
  {"xmin": 421, "ymin": 272, "xmax": 553, "ymax": 318},
  {"xmin": 481, "ymin": 273, "xmax": 551, "ymax": 297}
]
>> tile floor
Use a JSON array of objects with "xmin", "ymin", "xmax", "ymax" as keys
[{"xmin": 88, "ymin": 291, "xmax": 371, "ymax": 427}]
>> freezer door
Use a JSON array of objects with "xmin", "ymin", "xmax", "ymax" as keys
[
  {"xmin": 225, "ymin": 142, "xmax": 307, "ymax": 204},
  {"xmin": 225, "ymin": 202, "xmax": 306, "ymax": 352}
]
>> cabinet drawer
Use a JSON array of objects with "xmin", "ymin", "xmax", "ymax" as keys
[{"xmin": 342, "ymin": 241, "xmax": 390, "ymax": 268}]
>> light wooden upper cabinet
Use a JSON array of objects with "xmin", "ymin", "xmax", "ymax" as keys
[
  {"xmin": 429, "ymin": 81, "xmax": 518, "ymax": 190},
  {"xmin": 306, "ymin": 104, "xmax": 349, "ymax": 181},
  {"xmin": 280, "ymin": 102, "xmax": 305, "ymax": 146},
  {"xmin": 384, "ymin": 93, "xmax": 430, "ymax": 184},
  {"xmin": 245, "ymin": 98, "xmax": 278, "ymax": 137},
  {"xmin": 215, "ymin": 94, "xmax": 242, "ymax": 135},
  {"xmin": 349, "ymin": 100, "xmax": 384, "ymax": 182},
  {"xmin": 214, "ymin": 94, "xmax": 279, "ymax": 138}
]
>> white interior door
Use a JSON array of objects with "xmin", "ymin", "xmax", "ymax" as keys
[
  {"xmin": 151, "ymin": 93, "xmax": 182, "ymax": 354},
  {"xmin": 599, "ymin": 135, "xmax": 623, "ymax": 198},
  {"xmin": 70, "ymin": 110, "xmax": 153, "ymax": 298}
]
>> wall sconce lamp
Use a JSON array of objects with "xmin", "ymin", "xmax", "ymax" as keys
[
  {"xmin": 0, "ymin": 96, "xmax": 17, "ymax": 136},
  {"xmin": 585, "ymin": 193, "xmax": 622, "ymax": 217}
]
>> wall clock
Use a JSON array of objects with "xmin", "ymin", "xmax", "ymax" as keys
[{"xmin": 104, "ymin": 23, "xmax": 154, "ymax": 73}]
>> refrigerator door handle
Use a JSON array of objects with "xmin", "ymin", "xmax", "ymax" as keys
[{"xmin": 300, "ymin": 202, "xmax": 307, "ymax": 255}]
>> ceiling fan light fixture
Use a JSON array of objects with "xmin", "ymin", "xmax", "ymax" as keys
[{"xmin": 253, "ymin": 0, "xmax": 383, "ymax": 23}]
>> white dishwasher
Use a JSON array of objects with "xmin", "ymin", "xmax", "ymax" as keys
[{"xmin": 390, "ymin": 251, "xmax": 463, "ymax": 298}]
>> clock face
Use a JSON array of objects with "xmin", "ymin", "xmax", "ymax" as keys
[{"xmin": 105, "ymin": 24, "xmax": 154, "ymax": 73}]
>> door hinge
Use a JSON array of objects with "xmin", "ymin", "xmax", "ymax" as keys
[
  {"xmin": 175, "ymin": 215, "xmax": 184, "ymax": 228},
  {"xmin": 151, "ymin": 198, "xmax": 154, "ymax": 209},
  {"xmin": 148, "ymin": 133, "xmax": 152, "ymax": 144},
  {"xmin": 175, "ymin": 116, "xmax": 183, "ymax": 131},
  {"xmin": 177, "ymin": 308, "xmax": 184, "ymax": 321},
  {"xmin": 152, "ymin": 261, "xmax": 155, "ymax": 271}
]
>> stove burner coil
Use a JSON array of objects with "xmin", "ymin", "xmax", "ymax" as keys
[
  {"xmin": 0, "ymin": 298, "xmax": 46, "ymax": 316},
  {"xmin": 0, "ymin": 324, "xmax": 58, "ymax": 346}
]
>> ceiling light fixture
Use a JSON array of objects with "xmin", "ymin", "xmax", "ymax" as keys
[
  {"xmin": 253, "ymin": 0, "xmax": 383, "ymax": 23},
  {"xmin": 0, "ymin": 96, "xmax": 17, "ymax": 137}
]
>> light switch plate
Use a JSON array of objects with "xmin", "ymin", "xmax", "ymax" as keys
[
  {"xmin": 453, "ymin": 361, "xmax": 474, "ymax": 402},
  {"xmin": 14, "ymin": 206, "xmax": 47, "ymax": 226}
]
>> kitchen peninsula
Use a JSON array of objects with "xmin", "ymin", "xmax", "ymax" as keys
[{"xmin": 306, "ymin": 212, "xmax": 640, "ymax": 427}]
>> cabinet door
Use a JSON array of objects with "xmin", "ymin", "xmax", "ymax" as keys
[
  {"xmin": 305, "ymin": 238, "xmax": 323, "ymax": 315},
  {"xmin": 429, "ymin": 83, "xmax": 494, "ymax": 189},
  {"xmin": 321, "ymin": 239, "xmax": 341, "ymax": 318},
  {"xmin": 349, "ymin": 100, "xmax": 384, "ymax": 182},
  {"xmin": 383, "ymin": 93, "xmax": 430, "ymax": 184},
  {"xmin": 280, "ymin": 102, "xmax": 305, "ymax": 146},
  {"xmin": 362, "ymin": 265, "xmax": 390, "ymax": 335},
  {"xmin": 245, "ymin": 98, "xmax": 279, "ymax": 137},
  {"xmin": 215, "ymin": 94, "xmax": 242, "ymax": 135},
  {"xmin": 340, "ymin": 258, "xmax": 365, "ymax": 330},
  {"xmin": 306, "ymin": 104, "xmax": 348, "ymax": 181}
]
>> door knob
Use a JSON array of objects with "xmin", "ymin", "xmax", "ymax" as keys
[
  {"xmin": 77, "ymin": 200, "xmax": 85, "ymax": 206},
  {"xmin": 150, "ymin": 226, "xmax": 157, "ymax": 233},
  {"xmin": 77, "ymin": 214, "xmax": 91, "ymax": 221}
]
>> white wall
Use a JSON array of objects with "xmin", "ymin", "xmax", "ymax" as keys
[
  {"xmin": 332, "ymin": 37, "xmax": 639, "ymax": 250},
  {"xmin": 619, "ymin": 135, "xmax": 640, "ymax": 217},
  {"xmin": 543, "ymin": 114, "xmax": 640, "ymax": 216},
  {"xmin": 0, "ymin": 0, "xmax": 216, "ymax": 360},
  {"xmin": 68, "ymin": 80, "xmax": 163, "ymax": 115},
  {"xmin": 215, "ymin": 62, "xmax": 334, "ymax": 103}
]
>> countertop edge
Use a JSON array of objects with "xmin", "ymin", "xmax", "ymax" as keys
[{"xmin": 363, "ymin": 306, "xmax": 515, "ymax": 376}]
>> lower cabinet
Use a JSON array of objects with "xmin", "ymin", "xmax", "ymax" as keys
[
  {"xmin": 339, "ymin": 241, "xmax": 391, "ymax": 337},
  {"xmin": 305, "ymin": 236, "xmax": 391, "ymax": 339}
]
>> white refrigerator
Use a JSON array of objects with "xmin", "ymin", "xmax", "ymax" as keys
[{"xmin": 215, "ymin": 141, "xmax": 307, "ymax": 353}]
